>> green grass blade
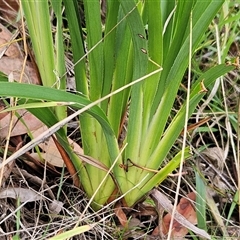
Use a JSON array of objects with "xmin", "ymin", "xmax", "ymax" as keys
[
  {"xmin": 142, "ymin": 0, "xmax": 163, "ymax": 137},
  {"xmin": 141, "ymin": 147, "xmax": 192, "ymax": 195},
  {"xmin": 227, "ymin": 191, "xmax": 239, "ymax": 224},
  {"xmin": 107, "ymin": 10, "xmax": 132, "ymax": 136},
  {"xmin": 195, "ymin": 169, "xmax": 207, "ymax": 230},
  {"xmin": 51, "ymin": 0, "xmax": 66, "ymax": 90},
  {"xmin": 50, "ymin": 0, "xmax": 67, "ymax": 123},
  {"xmin": 101, "ymin": 0, "xmax": 120, "ymax": 112},
  {"xmin": 63, "ymin": 0, "xmax": 88, "ymax": 94},
  {"xmin": 21, "ymin": 0, "xmax": 56, "ymax": 87},
  {"xmin": 49, "ymin": 224, "xmax": 95, "ymax": 240},
  {"xmin": 83, "ymin": 0, "xmax": 103, "ymax": 101},
  {"xmin": 161, "ymin": 0, "xmax": 175, "ymax": 58},
  {"xmin": 63, "ymin": 1, "xmax": 100, "ymax": 200},
  {"xmin": 0, "ymin": 82, "xmax": 118, "ymax": 147}
]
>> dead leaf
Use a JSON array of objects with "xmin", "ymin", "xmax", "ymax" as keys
[
  {"xmin": 161, "ymin": 192, "xmax": 197, "ymax": 238},
  {"xmin": 0, "ymin": 110, "xmax": 43, "ymax": 139},
  {"xmin": 150, "ymin": 189, "xmax": 210, "ymax": 239},
  {"xmin": 0, "ymin": 157, "xmax": 15, "ymax": 187},
  {"xmin": 0, "ymin": 23, "xmax": 21, "ymax": 58},
  {"xmin": 0, "ymin": 187, "xmax": 42, "ymax": 202},
  {"xmin": 31, "ymin": 125, "xmax": 83, "ymax": 167},
  {"xmin": 0, "ymin": 0, "xmax": 19, "ymax": 21},
  {"xmin": 0, "ymin": 105, "xmax": 8, "ymax": 120},
  {"xmin": 0, "ymin": 37, "xmax": 20, "ymax": 58},
  {"xmin": 114, "ymin": 202, "xmax": 128, "ymax": 228},
  {"xmin": 135, "ymin": 203, "xmax": 158, "ymax": 217},
  {"xmin": 12, "ymin": 167, "xmax": 56, "ymax": 200},
  {"xmin": 53, "ymin": 136, "xmax": 80, "ymax": 187},
  {"xmin": 107, "ymin": 187, "xmax": 119, "ymax": 204},
  {"xmin": 49, "ymin": 200, "xmax": 63, "ymax": 215},
  {"xmin": 0, "ymin": 23, "xmax": 40, "ymax": 84},
  {"xmin": 202, "ymin": 147, "xmax": 225, "ymax": 171},
  {"xmin": 0, "ymin": 57, "xmax": 39, "ymax": 84}
]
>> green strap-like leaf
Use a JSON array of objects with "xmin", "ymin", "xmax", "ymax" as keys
[
  {"xmin": 21, "ymin": 0, "xmax": 56, "ymax": 87},
  {"xmin": 0, "ymin": 82, "xmax": 118, "ymax": 146}
]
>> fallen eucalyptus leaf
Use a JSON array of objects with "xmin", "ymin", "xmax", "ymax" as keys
[
  {"xmin": 0, "ymin": 187, "xmax": 42, "ymax": 202},
  {"xmin": 150, "ymin": 189, "xmax": 210, "ymax": 239},
  {"xmin": 49, "ymin": 200, "xmax": 63, "ymax": 215}
]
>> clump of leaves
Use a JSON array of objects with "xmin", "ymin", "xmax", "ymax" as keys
[{"xmin": 0, "ymin": 0, "xmax": 234, "ymax": 213}]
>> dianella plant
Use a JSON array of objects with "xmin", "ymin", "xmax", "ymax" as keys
[{"xmin": 0, "ymin": 0, "xmax": 233, "ymax": 209}]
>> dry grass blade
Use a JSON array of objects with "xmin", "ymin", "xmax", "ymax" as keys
[
  {"xmin": 48, "ymin": 223, "xmax": 96, "ymax": 240},
  {"xmin": 75, "ymin": 152, "xmax": 112, "ymax": 173}
]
